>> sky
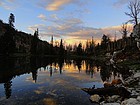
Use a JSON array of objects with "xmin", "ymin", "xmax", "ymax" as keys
[{"xmin": 0, "ymin": 0, "xmax": 135, "ymax": 45}]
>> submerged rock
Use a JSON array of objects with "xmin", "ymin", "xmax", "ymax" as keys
[{"xmin": 90, "ymin": 94, "xmax": 101, "ymax": 103}]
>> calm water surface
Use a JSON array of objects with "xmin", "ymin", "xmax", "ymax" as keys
[{"xmin": 0, "ymin": 57, "xmax": 130, "ymax": 105}]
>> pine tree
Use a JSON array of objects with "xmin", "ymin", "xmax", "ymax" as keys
[
  {"xmin": 59, "ymin": 39, "xmax": 64, "ymax": 56},
  {"xmin": 9, "ymin": 13, "xmax": 15, "ymax": 27}
]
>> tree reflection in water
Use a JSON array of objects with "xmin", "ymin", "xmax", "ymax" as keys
[
  {"xmin": 85, "ymin": 59, "xmax": 97, "ymax": 78},
  {"xmin": 4, "ymin": 80, "xmax": 12, "ymax": 99},
  {"xmin": 73, "ymin": 59, "xmax": 82, "ymax": 72},
  {"xmin": 100, "ymin": 61, "xmax": 132, "ymax": 83},
  {"xmin": 58, "ymin": 57, "xmax": 64, "ymax": 74},
  {"xmin": 0, "ymin": 56, "xmax": 132, "ymax": 99}
]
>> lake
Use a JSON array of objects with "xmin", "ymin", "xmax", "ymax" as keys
[{"xmin": 0, "ymin": 57, "xmax": 130, "ymax": 105}]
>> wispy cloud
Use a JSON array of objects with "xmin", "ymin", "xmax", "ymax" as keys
[
  {"xmin": 38, "ymin": 0, "xmax": 89, "ymax": 11},
  {"xmin": 113, "ymin": 0, "xmax": 134, "ymax": 7},
  {"xmin": 50, "ymin": 14, "xmax": 58, "ymax": 20},
  {"xmin": 38, "ymin": 14, "xmax": 47, "ymax": 21},
  {"xmin": 37, "ymin": 14, "xmax": 83, "ymax": 33},
  {"xmin": 28, "ymin": 24, "xmax": 46, "ymax": 31},
  {"xmin": 37, "ymin": 0, "xmax": 71, "ymax": 11},
  {"xmin": 46, "ymin": 0, "xmax": 71, "ymax": 11},
  {"xmin": 0, "ymin": 0, "xmax": 17, "ymax": 10},
  {"xmin": 28, "ymin": 22, "xmax": 133, "ymax": 45},
  {"xmin": 0, "ymin": 2, "xmax": 4, "ymax": 6}
]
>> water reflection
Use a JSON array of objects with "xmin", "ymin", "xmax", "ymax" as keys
[
  {"xmin": 73, "ymin": 59, "xmax": 82, "ymax": 72},
  {"xmin": 0, "ymin": 56, "xmax": 132, "ymax": 100},
  {"xmin": 85, "ymin": 60, "xmax": 100, "ymax": 78},
  {"xmin": 4, "ymin": 80, "xmax": 12, "ymax": 99},
  {"xmin": 100, "ymin": 61, "xmax": 132, "ymax": 83},
  {"xmin": 58, "ymin": 57, "xmax": 64, "ymax": 74}
]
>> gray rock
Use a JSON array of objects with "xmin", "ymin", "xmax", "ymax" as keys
[
  {"xmin": 121, "ymin": 98, "xmax": 139, "ymax": 105},
  {"xmin": 134, "ymin": 72, "xmax": 140, "ymax": 78},
  {"xmin": 111, "ymin": 95, "xmax": 121, "ymax": 102},
  {"xmin": 137, "ymin": 96, "xmax": 140, "ymax": 101},
  {"xmin": 90, "ymin": 94, "xmax": 101, "ymax": 103},
  {"xmin": 105, "ymin": 96, "xmax": 112, "ymax": 103},
  {"xmin": 106, "ymin": 95, "xmax": 121, "ymax": 103}
]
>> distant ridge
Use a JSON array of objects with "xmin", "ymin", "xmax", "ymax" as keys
[{"xmin": 0, "ymin": 19, "xmax": 58, "ymax": 56}]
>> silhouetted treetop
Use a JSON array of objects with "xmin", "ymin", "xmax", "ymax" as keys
[
  {"xmin": 9, "ymin": 13, "xmax": 15, "ymax": 27},
  {"xmin": 34, "ymin": 28, "xmax": 39, "ymax": 39},
  {"xmin": 120, "ymin": 23, "xmax": 129, "ymax": 39},
  {"xmin": 51, "ymin": 36, "xmax": 53, "ymax": 46},
  {"xmin": 77, "ymin": 43, "xmax": 83, "ymax": 55},
  {"xmin": 101, "ymin": 34, "xmax": 110, "ymax": 44},
  {"xmin": 59, "ymin": 39, "xmax": 64, "ymax": 56}
]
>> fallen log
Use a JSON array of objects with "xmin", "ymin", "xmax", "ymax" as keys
[{"xmin": 82, "ymin": 87, "xmax": 131, "ymax": 98}]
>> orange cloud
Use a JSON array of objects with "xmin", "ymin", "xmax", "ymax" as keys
[
  {"xmin": 65, "ymin": 37, "xmax": 83, "ymax": 45},
  {"xmin": 65, "ymin": 37, "xmax": 101, "ymax": 46},
  {"xmin": 46, "ymin": 0, "xmax": 71, "ymax": 11},
  {"xmin": 39, "ymin": 0, "xmax": 89, "ymax": 11},
  {"xmin": 28, "ymin": 22, "xmax": 133, "ymax": 46},
  {"xmin": 102, "ymin": 24, "xmax": 133, "ymax": 31},
  {"xmin": 102, "ymin": 24, "xmax": 133, "ymax": 39}
]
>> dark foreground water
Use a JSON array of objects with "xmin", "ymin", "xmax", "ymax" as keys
[{"xmin": 0, "ymin": 57, "xmax": 130, "ymax": 105}]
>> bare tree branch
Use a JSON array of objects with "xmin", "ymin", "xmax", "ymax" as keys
[{"xmin": 125, "ymin": 0, "xmax": 140, "ymax": 25}]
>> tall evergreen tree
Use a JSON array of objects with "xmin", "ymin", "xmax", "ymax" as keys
[
  {"xmin": 9, "ymin": 13, "xmax": 15, "ymax": 27},
  {"xmin": 51, "ymin": 36, "xmax": 53, "ymax": 46},
  {"xmin": 89, "ymin": 37, "xmax": 95, "ymax": 55},
  {"xmin": 120, "ymin": 23, "xmax": 129, "ymax": 48},
  {"xmin": 31, "ymin": 29, "xmax": 39, "ymax": 55},
  {"xmin": 76, "ymin": 43, "xmax": 83, "ymax": 55},
  {"xmin": 101, "ymin": 34, "xmax": 110, "ymax": 52},
  {"xmin": 59, "ymin": 39, "xmax": 64, "ymax": 56},
  {"xmin": 49, "ymin": 36, "xmax": 54, "ymax": 55}
]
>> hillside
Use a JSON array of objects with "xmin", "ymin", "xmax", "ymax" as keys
[{"xmin": 0, "ymin": 20, "xmax": 55, "ymax": 56}]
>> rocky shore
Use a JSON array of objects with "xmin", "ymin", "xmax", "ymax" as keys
[{"xmin": 89, "ymin": 70, "xmax": 140, "ymax": 105}]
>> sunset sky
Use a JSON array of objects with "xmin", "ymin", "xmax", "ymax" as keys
[{"xmin": 0, "ymin": 0, "xmax": 134, "ymax": 45}]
